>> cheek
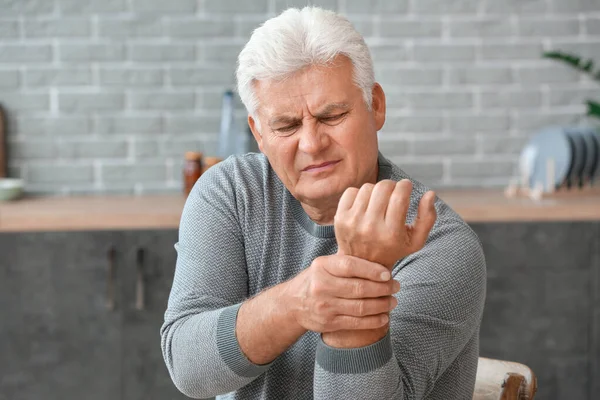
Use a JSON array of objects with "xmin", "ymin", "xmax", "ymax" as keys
[
  {"xmin": 264, "ymin": 138, "xmax": 298, "ymax": 174},
  {"xmin": 336, "ymin": 117, "xmax": 373, "ymax": 146}
]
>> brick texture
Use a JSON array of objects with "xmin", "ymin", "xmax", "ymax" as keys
[{"xmin": 0, "ymin": 0, "xmax": 597, "ymax": 193}]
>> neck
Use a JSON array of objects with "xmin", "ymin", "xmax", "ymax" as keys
[
  {"xmin": 300, "ymin": 162, "xmax": 379, "ymax": 226},
  {"xmin": 300, "ymin": 199, "xmax": 339, "ymax": 226}
]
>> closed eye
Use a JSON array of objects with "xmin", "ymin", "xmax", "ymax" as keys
[
  {"xmin": 320, "ymin": 113, "xmax": 348, "ymax": 124},
  {"xmin": 274, "ymin": 124, "xmax": 300, "ymax": 135}
]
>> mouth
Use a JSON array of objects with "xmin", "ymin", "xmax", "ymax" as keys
[{"xmin": 302, "ymin": 160, "xmax": 341, "ymax": 173}]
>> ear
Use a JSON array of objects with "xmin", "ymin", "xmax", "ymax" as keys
[
  {"xmin": 248, "ymin": 115, "xmax": 264, "ymax": 152},
  {"xmin": 371, "ymin": 83, "xmax": 386, "ymax": 131}
]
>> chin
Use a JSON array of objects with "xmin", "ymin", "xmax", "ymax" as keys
[{"xmin": 297, "ymin": 178, "xmax": 348, "ymax": 203}]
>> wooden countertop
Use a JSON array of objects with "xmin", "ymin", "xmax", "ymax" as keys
[
  {"xmin": 0, "ymin": 195, "xmax": 187, "ymax": 232},
  {"xmin": 0, "ymin": 189, "xmax": 598, "ymax": 232}
]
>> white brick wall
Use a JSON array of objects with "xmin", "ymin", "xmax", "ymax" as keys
[{"xmin": 0, "ymin": 0, "xmax": 599, "ymax": 194}]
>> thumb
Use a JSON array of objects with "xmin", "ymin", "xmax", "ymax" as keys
[{"xmin": 409, "ymin": 191, "xmax": 437, "ymax": 250}]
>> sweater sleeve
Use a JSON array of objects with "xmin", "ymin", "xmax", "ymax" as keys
[
  {"xmin": 313, "ymin": 211, "xmax": 487, "ymax": 400},
  {"xmin": 160, "ymin": 161, "xmax": 273, "ymax": 399}
]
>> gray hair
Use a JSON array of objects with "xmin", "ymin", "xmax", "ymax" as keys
[{"xmin": 236, "ymin": 6, "xmax": 375, "ymax": 130}]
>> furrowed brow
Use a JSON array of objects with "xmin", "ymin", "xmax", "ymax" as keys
[
  {"xmin": 313, "ymin": 103, "xmax": 352, "ymax": 118},
  {"xmin": 269, "ymin": 115, "xmax": 302, "ymax": 127}
]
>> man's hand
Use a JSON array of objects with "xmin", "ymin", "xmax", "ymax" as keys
[
  {"xmin": 283, "ymin": 254, "xmax": 400, "ymax": 333},
  {"xmin": 236, "ymin": 254, "xmax": 398, "ymax": 365},
  {"xmin": 334, "ymin": 179, "xmax": 437, "ymax": 269},
  {"xmin": 321, "ymin": 179, "xmax": 437, "ymax": 348}
]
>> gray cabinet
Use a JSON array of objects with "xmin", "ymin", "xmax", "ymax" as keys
[
  {"xmin": 470, "ymin": 222, "xmax": 600, "ymax": 400},
  {"xmin": 120, "ymin": 229, "xmax": 189, "ymax": 400},
  {"xmin": 0, "ymin": 230, "xmax": 186, "ymax": 400},
  {"xmin": 1, "ymin": 223, "xmax": 598, "ymax": 400},
  {"xmin": 0, "ymin": 231, "xmax": 123, "ymax": 400}
]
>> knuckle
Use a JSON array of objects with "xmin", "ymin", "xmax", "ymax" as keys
[
  {"xmin": 310, "ymin": 281, "xmax": 324, "ymax": 296},
  {"xmin": 341, "ymin": 217, "xmax": 354, "ymax": 229},
  {"xmin": 360, "ymin": 183, "xmax": 374, "ymax": 192},
  {"xmin": 390, "ymin": 191, "xmax": 408, "ymax": 206},
  {"xmin": 314, "ymin": 300, "xmax": 329, "ymax": 314},
  {"xmin": 355, "ymin": 300, "xmax": 366, "ymax": 316},
  {"xmin": 346, "ymin": 187, "xmax": 359, "ymax": 197},
  {"xmin": 356, "ymin": 223, "xmax": 371, "ymax": 237},
  {"xmin": 347, "ymin": 215, "xmax": 360, "ymax": 227},
  {"xmin": 315, "ymin": 312, "xmax": 329, "ymax": 324},
  {"xmin": 353, "ymin": 280, "xmax": 365, "ymax": 297},
  {"xmin": 319, "ymin": 317, "xmax": 331, "ymax": 330},
  {"xmin": 376, "ymin": 180, "xmax": 394, "ymax": 192},
  {"xmin": 312, "ymin": 257, "xmax": 324, "ymax": 271},
  {"xmin": 399, "ymin": 178, "xmax": 413, "ymax": 189},
  {"xmin": 340, "ymin": 256, "xmax": 354, "ymax": 275},
  {"xmin": 314, "ymin": 318, "xmax": 327, "ymax": 332}
]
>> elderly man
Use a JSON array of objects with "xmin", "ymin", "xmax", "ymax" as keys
[{"xmin": 161, "ymin": 6, "xmax": 486, "ymax": 400}]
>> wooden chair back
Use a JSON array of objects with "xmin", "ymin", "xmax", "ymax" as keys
[{"xmin": 473, "ymin": 357, "xmax": 537, "ymax": 400}]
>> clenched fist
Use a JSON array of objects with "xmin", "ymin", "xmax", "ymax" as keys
[{"xmin": 334, "ymin": 179, "xmax": 437, "ymax": 269}]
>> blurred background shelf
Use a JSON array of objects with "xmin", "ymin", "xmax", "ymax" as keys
[{"xmin": 1, "ymin": 189, "xmax": 598, "ymax": 232}]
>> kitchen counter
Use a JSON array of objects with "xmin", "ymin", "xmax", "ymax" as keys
[
  {"xmin": 0, "ymin": 189, "xmax": 598, "ymax": 232},
  {"xmin": 0, "ymin": 195, "xmax": 186, "ymax": 232}
]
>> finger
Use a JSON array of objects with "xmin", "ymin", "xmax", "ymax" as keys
[
  {"xmin": 366, "ymin": 180, "xmax": 397, "ymax": 220},
  {"xmin": 409, "ymin": 190, "xmax": 437, "ymax": 249},
  {"xmin": 324, "ymin": 255, "xmax": 392, "ymax": 282},
  {"xmin": 351, "ymin": 183, "xmax": 374, "ymax": 213},
  {"xmin": 334, "ymin": 296, "xmax": 398, "ymax": 317},
  {"xmin": 333, "ymin": 276, "xmax": 400, "ymax": 299},
  {"xmin": 331, "ymin": 313, "xmax": 390, "ymax": 331},
  {"xmin": 337, "ymin": 186, "xmax": 359, "ymax": 212},
  {"xmin": 385, "ymin": 179, "xmax": 412, "ymax": 226}
]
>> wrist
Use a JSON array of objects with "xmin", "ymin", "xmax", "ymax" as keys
[
  {"xmin": 336, "ymin": 248, "xmax": 396, "ymax": 271},
  {"xmin": 275, "ymin": 281, "xmax": 308, "ymax": 337},
  {"xmin": 322, "ymin": 324, "xmax": 389, "ymax": 349}
]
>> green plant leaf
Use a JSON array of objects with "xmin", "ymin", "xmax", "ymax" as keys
[
  {"xmin": 543, "ymin": 50, "xmax": 599, "ymax": 82},
  {"xmin": 587, "ymin": 100, "xmax": 600, "ymax": 120},
  {"xmin": 582, "ymin": 59, "xmax": 594, "ymax": 72},
  {"xmin": 543, "ymin": 51, "xmax": 580, "ymax": 65}
]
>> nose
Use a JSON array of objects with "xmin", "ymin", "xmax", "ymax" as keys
[{"xmin": 297, "ymin": 120, "xmax": 330, "ymax": 154}]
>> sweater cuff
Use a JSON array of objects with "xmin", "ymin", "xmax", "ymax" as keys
[
  {"xmin": 216, "ymin": 303, "xmax": 274, "ymax": 378},
  {"xmin": 316, "ymin": 331, "xmax": 393, "ymax": 374}
]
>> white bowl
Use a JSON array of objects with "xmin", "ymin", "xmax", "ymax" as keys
[{"xmin": 0, "ymin": 178, "xmax": 24, "ymax": 201}]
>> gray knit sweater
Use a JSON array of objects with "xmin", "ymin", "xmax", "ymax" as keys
[{"xmin": 160, "ymin": 152, "xmax": 486, "ymax": 400}]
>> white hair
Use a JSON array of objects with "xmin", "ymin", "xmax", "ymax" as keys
[{"xmin": 236, "ymin": 6, "xmax": 375, "ymax": 130}]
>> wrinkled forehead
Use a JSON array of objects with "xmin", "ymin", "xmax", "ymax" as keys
[{"xmin": 252, "ymin": 59, "xmax": 359, "ymax": 118}]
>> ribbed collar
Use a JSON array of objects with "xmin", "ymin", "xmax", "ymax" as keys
[{"xmin": 286, "ymin": 152, "xmax": 393, "ymax": 238}]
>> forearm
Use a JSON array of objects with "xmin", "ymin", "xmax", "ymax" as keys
[
  {"xmin": 162, "ymin": 291, "xmax": 302, "ymax": 399},
  {"xmin": 237, "ymin": 281, "xmax": 308, "ymax": 365},
  {"xmin": 162, "ymin": 306, "xmax": 268, "ymax": 398},
  {"xmin": 163, "ymin": 282, "xmax": 306, "ymax": 398},
  {"xmin": 314, "ymin": 332, "xmax": 402, "ymax": 400},
  {"xmin": 321, "ymin": 324, "xmax": 389, "ymax": 348}
]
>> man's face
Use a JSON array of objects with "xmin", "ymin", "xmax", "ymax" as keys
[{"xmin": 248, "ymin": 55, "xmax": 386, "ymax": 208}]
